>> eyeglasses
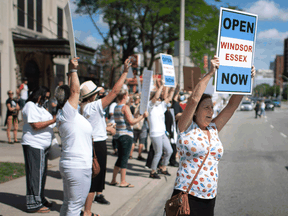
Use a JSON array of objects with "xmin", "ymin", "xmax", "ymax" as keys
[
  {"xmin": 8, "ymin": 92, "xmax": 13, "ymax": 95},
  {"xmin": 45, "ymin": 96, "xmax": 50, "ymax": 100}
]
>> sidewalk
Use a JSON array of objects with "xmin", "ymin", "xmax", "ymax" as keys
[{"xmin": 0, "ymin": 127, "xmax": 177, "ymax": 216}]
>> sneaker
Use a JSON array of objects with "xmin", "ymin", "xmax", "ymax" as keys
[
  {"xmin": 94, "ymin": 194, "xmax": 110, "ymax": 205},
  {"xmin": 149, "ymin": 172, "xmax": 161, "ymax": 179},
  {"xmin": 137, "ymin": 156, "xmax": 146, "ymax": 161},
  {"xmin": 158, "ymin": 169, "xmax": 171, "ymax": 176}
]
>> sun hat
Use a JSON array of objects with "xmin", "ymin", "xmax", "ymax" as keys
[{"xmin": 80, "ymin": 80, "xmax": 103, "ymax": 100}]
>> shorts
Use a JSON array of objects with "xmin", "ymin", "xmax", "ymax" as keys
[{"xmin": 133, "ymin": 129, "xmax": 146, "ymax": 144}]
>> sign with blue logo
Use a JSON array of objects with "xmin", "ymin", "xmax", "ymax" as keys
[
  {"xmin": 160, "ymin": 54, "xmax": 175, "ymax": 87},
  {"xmin": 215, "ymin": 8, "xmax": 258, "ymax": 94}
]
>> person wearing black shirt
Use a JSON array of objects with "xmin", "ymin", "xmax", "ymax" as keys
[{"xmin": 5, "ymin": 90, "xmax": 20, "ymax": 144}]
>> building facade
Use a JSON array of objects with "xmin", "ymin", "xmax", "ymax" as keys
[
  {"xmin": 0, "ymin": 0, "xmax": 96, "ymax": 124},
  {"xmin": 274, "ymin": 55, "xmax": 284, "ymax": 87}
]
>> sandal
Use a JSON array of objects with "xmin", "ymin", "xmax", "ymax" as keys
[
  {"xmin": 28, "ymin": 206, "xmax": 50, "ymax": 213},
  {"xmin": 109, "ymin": 181, "xmax": 119, "ymax": 186},
  {"xmin": 119, "ymin": 183, "xmax": 134, "ymax": 188},
  {"xmin": 8, "ymin": 141, "xmax": 14, "ymax": 144}
]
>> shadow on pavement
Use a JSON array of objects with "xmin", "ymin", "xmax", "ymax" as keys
[
  {"xmin": 0, "ymin": 192, "xmax": 26, "ymax": 212},
  {"xmin": 47, "ymin": 170, "xmax": 62, "ymax": 179},
  {"xmin": 44, "ymin": 189, "xmax": 63, "ymax": 201}
]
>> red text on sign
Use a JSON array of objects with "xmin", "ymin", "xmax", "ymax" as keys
[
  {"xmin": 221, "ymin": 42, "xmax": 252, "ymax": 53},
  {"xmin": 225, "ymin": 53, "xmax": 247, "ymax": 62}
]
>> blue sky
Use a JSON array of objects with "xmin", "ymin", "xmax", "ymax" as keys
[{"xmin": 70, "ymin": 0, "xmax": 288, "ymax": 70}]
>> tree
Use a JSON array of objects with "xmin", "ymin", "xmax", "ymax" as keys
[{"xmin": 74, "ymin": 0, "xmax": 223, "ymax": 75}]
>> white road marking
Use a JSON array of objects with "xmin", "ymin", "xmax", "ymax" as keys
[
  {"xmin": 280, "ymin": 133, "xmax": 287, "ymax": 138},
  {"xmin": 270, "ymin": 125, "xmax": 274, "ymax": 129}
]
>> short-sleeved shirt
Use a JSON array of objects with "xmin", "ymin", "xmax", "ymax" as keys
[
  {"xmin": 82, "ymin": 100, "xmax": 108, "ymax": 142},
  {"xmin": 174, "ymin": 121, "xmax": 224, "ymax": 199},
  {"xmin": 19, "ymin": 83, "xmax": 28, "ymax": 100},
  {"xmin": 6, "ymin": 98, "xmax": 18, "ymax": 116},
  {"xmin": 108, "ymin": 102, "xmax": 117, "ymax": 124},
  {"xmin": 147, "ymin": 101, "xmax": 167, "ymax": 138},
  {"xmin": 57, "ymin": 101, "xmax": 93, "ymax": 169},
  {"xmin": 22, "ymin": 102, "xmax": 54, "ymax": 150}
]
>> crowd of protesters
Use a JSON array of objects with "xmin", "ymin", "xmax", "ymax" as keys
[{"xmin": 8, "ymin": 55, "xmax": 256, "ymax": 216}]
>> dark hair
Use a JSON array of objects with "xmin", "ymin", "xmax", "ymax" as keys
[
  {"xmin": 55, "ymin": 85, "xmax": 70, "ymax": 109},
  {"xmin": 193, "ymin": 93, "xmax": 212, "ymax": 122},
  {"xmin": 26, "ymin": 86, "xmax": 50, "ymax": 106}
]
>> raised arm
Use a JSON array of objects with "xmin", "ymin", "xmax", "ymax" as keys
[
  {"xmin": 101, "ymin": 58, "xmax": 131, "ymax": 109},
  {"xmin": 212, "ymin": 66, "xmax": 256, "ymax": 132},
  {"xmin": 68, "ymin": 57, "xmax": 80, "ymax": 109},
  {"xmin": 178, "ymin": 56, "xmax": 219, "ymax": 133},
  {"xmin": 164, "ymin": 87, "xmax": 176, "ymax": 104},
  {"xmin": 151, "ymin": 79, "xmax": 164, "ymax": 104},
  {"xmin": 122, "ymin": 105, "xmax": 148, "ymax": 126}
]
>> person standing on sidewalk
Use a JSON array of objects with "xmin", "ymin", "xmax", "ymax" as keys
[
  {"xmin": 110, "ymin": 88, "xmax": 148, "ymax": 188},
  {"xmin": 21, "ymin": 86, "xmax": 55, "ymax": 213},
  {"xmin": 5, "ymin": 90, "xmax": 20, "ymax": 144},
  {"xmin": 147, "ymin": 80, "xmax": 174, "ymax": 179},
  {"xmin": 55, "ymin": 57, "xmax": 93, "ymax": 216},
  {"xmin": 80, "ymin": 58, "xmax": 134, "ymax": 216},
  {"xmin": 17, "ymin": 77, "xmax": 29, "ymax": 110},
  {"xmin": 173, "ymin": 56, "xmax": 255, "ymax": 216}
]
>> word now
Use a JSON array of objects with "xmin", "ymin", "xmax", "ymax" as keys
[
  {"xmin": 225, "ymin": 53, "xmax": 247, "ymax": 62},
  {"xmin": 165, "ymin": 77, "xmax": 174, "ymax": 83},
  {"xmin": 162, "ymin": 57, "xmax": 172, "ymax": 63},
  {"xmin": 222, "ymin": 73, "xmax": 248, "ymax": 85},
  {"xmin": 221, "ymin": 42, "xmax": 252, "ymax": 52},
  {"xmin": 223, "ymin": 18, "xmax": 254, "ymax": 33}
]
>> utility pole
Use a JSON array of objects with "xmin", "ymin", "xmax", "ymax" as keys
[{"xmin": 178, "ymin": 0, "xmax": 185, "ymax": 89}]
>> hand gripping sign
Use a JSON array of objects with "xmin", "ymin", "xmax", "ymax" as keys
[
  {"xmin": 215, "ymin": 8, "xmax": 258, "ymax": 94},
  {"xmin": 160, "ymin": 54, "xmax": 175, "ymax": 87}
]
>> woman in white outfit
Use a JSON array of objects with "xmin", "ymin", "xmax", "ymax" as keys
[
  {"xmin": 148, "ymin": 80, "xmax": 175, "ymax": 179},
  {"xmin": 80, "ymin": 58, "xmax": 132, "ymax": 216},
  {"xmin": 55, "ymin": 57, "xmax": 93, "ymax": 216}
]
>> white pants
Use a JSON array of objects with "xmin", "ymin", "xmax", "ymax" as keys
[{"xmin": 60, "ymin": 167, "xmax": 92, "ymax": 216}]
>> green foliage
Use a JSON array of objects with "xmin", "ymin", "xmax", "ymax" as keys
[
  {"xmin": 283, "ymin": 85, "xmax": 288, "ymax": 100},
  {"xmin": 0, "ymin": 162, "xmax": 25, "ymax": 183},
  {"xmin": 253, "ymin": 84, "xmax": 281, "ymax": 97}
]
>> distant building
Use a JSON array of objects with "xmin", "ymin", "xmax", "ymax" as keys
[
  {"xmin": 274, "ymin": 55, "xmax": 284, "ymax": 87},
  {"xmin": 0, "ymin": 0, "xmax": 96, "ymax": 124},
  {"xmin": 269, "ymin": 61, "xmax": 275, "ymax": 70},
  {"xmin": 284, "ymin": 38, "xmax": 288, "ymax": 78},
  {"xmin": 254, "ymin": 69, "xmax": 274, "ymax": 87}
]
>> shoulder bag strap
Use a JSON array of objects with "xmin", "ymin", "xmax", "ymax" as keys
[{"xmin": 186, "ymin": 145, "xmax": 210, "ymax": 193}]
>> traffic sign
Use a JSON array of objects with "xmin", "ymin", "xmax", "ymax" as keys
[{"xmin": 215, "ymin": 7, "xmax": 258, "ymax": 94}]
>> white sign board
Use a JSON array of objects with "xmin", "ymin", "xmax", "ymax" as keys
[
  {"xmin": 139, "ymin": 69, "xmax": 153, "ymax": 114},
  {"xmin": 127, "ymin": 67, "xmax": 134, "ymax": 78},
  {"xmin": 64, "ymin": 2, "xmax": 77, "ymax": 59},
  {"xmin": 160, "ymin": 54, "xmax": 175, "ymax": 87},
  {"xmin": 215, "ymin": 7, "xmax": 258, "ymax": 95}
]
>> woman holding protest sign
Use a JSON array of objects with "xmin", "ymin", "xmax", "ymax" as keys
[
  {"xmin": 80, "ymin": 58, "xmax": 133, "ymax": 216},
  {"xmin": 147, "ymin": 80, "xmax": 175, "ymax": 179},
  {"xmin": 170, "ymin": 56, "xmax": 255, "ymax": 215}
]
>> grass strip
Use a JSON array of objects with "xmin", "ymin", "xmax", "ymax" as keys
[{"xmin": 0, "ymin": 162, "xmax": 25, "ymax": 184}]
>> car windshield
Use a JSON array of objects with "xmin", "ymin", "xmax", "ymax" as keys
[{"xmin": 242, "ymin": 102, "xmax": 252, "ymax": 104}]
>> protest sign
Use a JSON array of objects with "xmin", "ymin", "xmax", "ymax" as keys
[
  {"xmin": 183, "ymin": 67, "xmax": 201, "ymax": 91},
  {"xmin": 215, "ymin": 7, "xmax": 258, "ymax": 94},
  {"xmin": 64, "ymin": 2, "xmax": 77, "ymax": 59},
  {"xmin": 160, "ymin": 54, "xmax": 175, "ymax": 87},
  {"xmin": 139, "ymin": 69, "xmax": 153, "ymax": 114}
]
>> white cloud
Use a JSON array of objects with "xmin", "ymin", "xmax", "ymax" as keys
[
  {"xmin": 257, "ymin": 29, "xmax": 288, "ymax": 40},
  {"xmin": 83, "ymin": 35, "xmax": 103, "ymax": 49},
  {"xmin": 245, "ymin": 0, "xmax": 288, "ymax": 21},
  {"xmin": 70, "ymin": 0, "xmax": 80, "ymax": 18}
]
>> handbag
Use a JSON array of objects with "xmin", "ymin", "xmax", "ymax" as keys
[
  {"xmin": 165, "ymin": 146, "xmax": 210, "ymax": 216},
  {"xmin": 47, "ymin": 136, "xmax": 61, "ymax": 160},
  {"xmin": 92, "ymin": 147, "xmax": 100, "ymax": 178}
]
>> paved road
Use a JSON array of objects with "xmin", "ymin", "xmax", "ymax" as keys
[{"xmin": 136, "ymin": 106, "xmax": 288, "ymax": 216}]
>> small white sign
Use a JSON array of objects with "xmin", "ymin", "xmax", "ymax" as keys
[
  {"xmin": 139, "ymin": 69, "xmax": 153, "ymax": 114},
  {"xmin": 160, "ymin": 54, "xmax": 175, "ymax": 87},
  {"xmin": 64, "ymin": 2, "xmax": 77, "ymax": 59}
]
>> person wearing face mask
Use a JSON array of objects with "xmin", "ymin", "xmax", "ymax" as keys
[
  {"xmin": 110, "ymin": 88, "xmax": 148, "ymax": 188},
  {"xmin": 80, "ymin": 58, "xmax": 131, "ymax": 216},
  {"xmin": 172, "ymin": 56, "xmax": 256, "ymax": 215},
  {"xmin": 147, "ymin": 80, "xmax": 175, "ymax": 179},
  {"xmin": 21, "ymin": 86, "xmax": 56, "ymax": 213}
]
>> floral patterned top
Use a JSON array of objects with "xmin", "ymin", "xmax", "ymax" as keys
[{"xmin": 174, "ymin": 121, "xmax": 224, "ymax": 199}]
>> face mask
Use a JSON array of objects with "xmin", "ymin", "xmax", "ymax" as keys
[
  {"xmin": 155, "ymin": 101, "xmax": 161, "ymax": 106},
  {"xmin": 166, "ymin": 103, "xmax": 171, "ymax": 108}
]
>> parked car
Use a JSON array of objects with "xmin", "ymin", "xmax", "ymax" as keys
[
  {"xmin": 265, "ymin": 99, "xmax": 274, "ymax": 111},
  {"xmin": 272, "ymin": 99, "xmax": 281, "ymax": 107},
  {"xmin": 240, "ymin": 101, "xmax": 254, "ymax": 111}
]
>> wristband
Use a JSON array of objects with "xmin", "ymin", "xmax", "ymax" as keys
[{"xmin": 66, "ymin": 69, "xmax": 77, "ymax": 76}]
